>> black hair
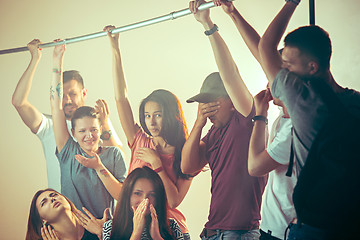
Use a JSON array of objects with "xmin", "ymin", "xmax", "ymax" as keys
[
  {"xmin": 63, "ymin": 70, "xmax": 84, "ymax": 88},
  {"xmin": 139, "ymin": 90, "xmax": 191, "ymax": 180},
  {"xmin": 284, "ymin": 25, "xmax": 332, "ymax": 71},
  {"xmin": 71, "ymin": 106, "xmax": 100, "ymax": 130}
]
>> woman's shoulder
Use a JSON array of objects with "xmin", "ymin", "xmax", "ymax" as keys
[{"xmin": 168, "ymin": 218, "xmax": 184, "ymax": 240}]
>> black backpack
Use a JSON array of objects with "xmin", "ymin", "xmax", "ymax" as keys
[{"xmin": 287, "ymin": 79, "xmax": 360, "ymax": 238}]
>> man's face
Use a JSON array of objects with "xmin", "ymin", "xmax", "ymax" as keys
[
  {"xmin": 62, "ymin": 80, "xmax": 87, "ymax": 119},
  {"xmin": 282, "ymin": 46, "xmax": 313, "ymax": 77},
  {"xmin": 207, "ymin": 97, "xmax": 234, "ymax": 128}
]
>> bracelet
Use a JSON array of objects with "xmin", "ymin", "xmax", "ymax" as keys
[
  {"xmin": 52, "ymin": 68, "xmax": 62, "ymax": 76},
  {"xmin": 154, "ymin": 166, "xmax": 163, "ymax": 173},
  {"xmin": 252, "ymin": 115, "xmax": 268, "ymax": 124},
  {"xmin": 204, "ymin": 24, "xmax": 219, "ymax": 36},
  {"xmin": 285, "ymin": 0, "xmax": 300, "ymax": 5}
]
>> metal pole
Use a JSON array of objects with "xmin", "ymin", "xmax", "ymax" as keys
[
  {"xmin": 309, "ymin": 0, "xmax": 315, "ymax": 25},
  {"xmin": 0, "ymin": 1, "xmax": 228, "ymax": 55}
]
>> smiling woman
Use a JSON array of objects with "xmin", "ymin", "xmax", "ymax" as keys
[{"xmin": 49, "ymin": 41, "xmax": 127, "ymax": 220}]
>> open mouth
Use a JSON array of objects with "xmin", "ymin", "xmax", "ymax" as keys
[{"xmin": 53, "ymin": 201, "xmax": 60, "ymax": 208}]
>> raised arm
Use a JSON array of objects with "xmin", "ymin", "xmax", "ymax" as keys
[
  {"xmin": 95, "ymin": 98, "xmax": 123, "ymax": 150},
  {"xmin": 181, "ymin": 102, "xmax": 217, "ymax": 174},
  {"xmin": 104, "ymin": 25, "xmax": 139, "ymax": 145},
  {"xmin": 219, "ymin": 1, "xmax": 261, "ymax": 62},
  {"xmin": 12, "ymin": 39, "xmax": 44, "ymax": 134},
  {"xmin": 50, "ymin": 40, "xmax": 70, "ymax": 153},
  {"xmin": 258, "ymin": 1, "xmax": 298, "ymax": 88},
  {"xmin": 248, "ymin": 89, "xmax": 281, "ymax": 176},
  {"xmin": 191, "ymin": 0, "xmax": 253, "ymax": 117}
]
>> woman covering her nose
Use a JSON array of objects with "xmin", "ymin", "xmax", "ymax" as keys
[
  {"xmin": 103, "ymin": 25, "xmax": 194, "ymax": 239},
  {"xmin": 78, "ymin": 167, "xmax": 184, "ymax": 240}
]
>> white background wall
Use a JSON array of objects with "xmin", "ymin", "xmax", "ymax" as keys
[{"xmin": 0, "ymin": 0, "xmax": 359, "ymax": 239}]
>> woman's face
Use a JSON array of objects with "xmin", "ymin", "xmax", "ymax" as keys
[
  {"xmin": 144, "ymin": 101, "xmax": 163, "ymax": 137},
  {"xmin": 36, "ymin": 191, "xmax": 71, "ymax": 224},
  {"xmin": 130, "ymin": 178, "xmax": 156, "ymax": 215},
  {"xmin": 72, "ymin": 116, "xmax": 101, "ymax": 153}
]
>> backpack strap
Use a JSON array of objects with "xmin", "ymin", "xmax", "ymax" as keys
[{"xmin": 286, "ymin": 127, "xmax": 294, "ymax": 177}]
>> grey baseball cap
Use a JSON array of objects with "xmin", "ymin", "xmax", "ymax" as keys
[{"xmin": 186, "ymin": 72, "xmax": 229, "ymax": 103}]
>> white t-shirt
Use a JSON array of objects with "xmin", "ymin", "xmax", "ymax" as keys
[
  {"xmin": 260, "ymin": 111, "xmax": 297, "ymax": 239},
  {"xmin": 36, "ymin": 113, "xmax": 122, "ymax": 192}
]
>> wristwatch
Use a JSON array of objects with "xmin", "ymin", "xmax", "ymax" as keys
[
  {"xmin": 100, "ymin": 130, "xmax": 112, "ymax": 141},
  {"xmin": 204, "ymin": 24, "xmax": 219, "ymax": 36},
  {"xmin": 252, "ymin": 115, "xmax": 268, "ymax": 124}
]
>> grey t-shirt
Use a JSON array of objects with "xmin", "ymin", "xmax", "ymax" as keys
[
  {"xmin": 272, "ymin": 69, "xmax": 360, "ymax": 174},
  {"xmin": 56, "ymin": 137, "xmax": 127, "ymax": 218}
]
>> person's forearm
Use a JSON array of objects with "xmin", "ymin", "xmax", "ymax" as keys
[
  {"xmin": 111, "ymin": 44, "xmax": 138, "ymax": 144},
  {"xmin": 261, "ymin": 2, "xmax": 297, "ymax": 50},
  {"xmin": 51, "ymin": 48, "xmax": 71, "ymax": 153},
  {"xmin": 249, "ymin": 121, "xmax": 267, "ymax": 165},
  {"xmin": 181, "ymin": 123, "xmax": 204, "ymax": 174},
  {"xmin": 112, "ymin": 48, "xmax": 127, "ymax": 102},
  {"xmin": 227, "ymin": 7, "xmax": 261, "ymax": 62},
  {"xmin": 202, "ymin": 19, "xmax": 253, "ymax": 116},
  {"xmin": 157, "ymin": 171, "xmax": 182, "ymax": 208},
  {"xmin": 12, "ymin": 55, "xmax": 44, "ymax": 133},
  {"xmin": 100, "ymin": 120, "xmax": 121, "ymax": 148},
  {"xmin": 96, "ymin": 164, "xmax": 122, "ymax": 200},
  {"xmin": 12, "ymin": 56, "xmax": 40, "ymax": 107},
  {"xmin": 50, "ymin": 58, "xmax": 63, "ymax": 110},
  {"xmin": 200, "ymin": 18, "xmax": 238, "ymax": 84}
]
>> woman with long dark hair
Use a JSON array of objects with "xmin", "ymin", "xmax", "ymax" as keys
[
  {"xmin": 104, "ymin": 25, "xmax": 193, "ymax": 239},
  {"xmin": 102, "ymin": 167, "xmax": 184, "ymax": 240},
  {"xmin": 26, "ymin": 188, "xmax": 106, "ymax": 240}
]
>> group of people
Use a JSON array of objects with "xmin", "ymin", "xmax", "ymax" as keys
[{"xmin": 12, "ymin": 0, "xmax": 360, "ymax": 239}]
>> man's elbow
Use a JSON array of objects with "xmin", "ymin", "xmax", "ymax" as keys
[
  {"xmin": 248, "ymin": 165, "xmax": 257, "ymax": 177},
  {"xmin": 12, "ymin": 95, "xmax": 23, "ymax": 109},
  {"xmin": 248, "ymin": 156, "xmax": 262, "ymax": 177},
  {"xmin": 181, "ymin": 162, "xmax": 193, "ymax": 175}
]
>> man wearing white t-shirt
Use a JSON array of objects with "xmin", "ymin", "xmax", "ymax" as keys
[
  {"xmin": 12, "ymin": 39, "xmax": 122, "ymax": 192},
  {"xmin": 248, "ymin": 89, "xmax": 296, "ymax": 240}
]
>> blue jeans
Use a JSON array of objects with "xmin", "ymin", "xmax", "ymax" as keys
[
  {"xmin": 287, "ymin": 223, "xmax": 329, "ymax": 240},
  {"xmin": 201, "ymin": 229, "xmax": 260, "ymax": 240}
]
